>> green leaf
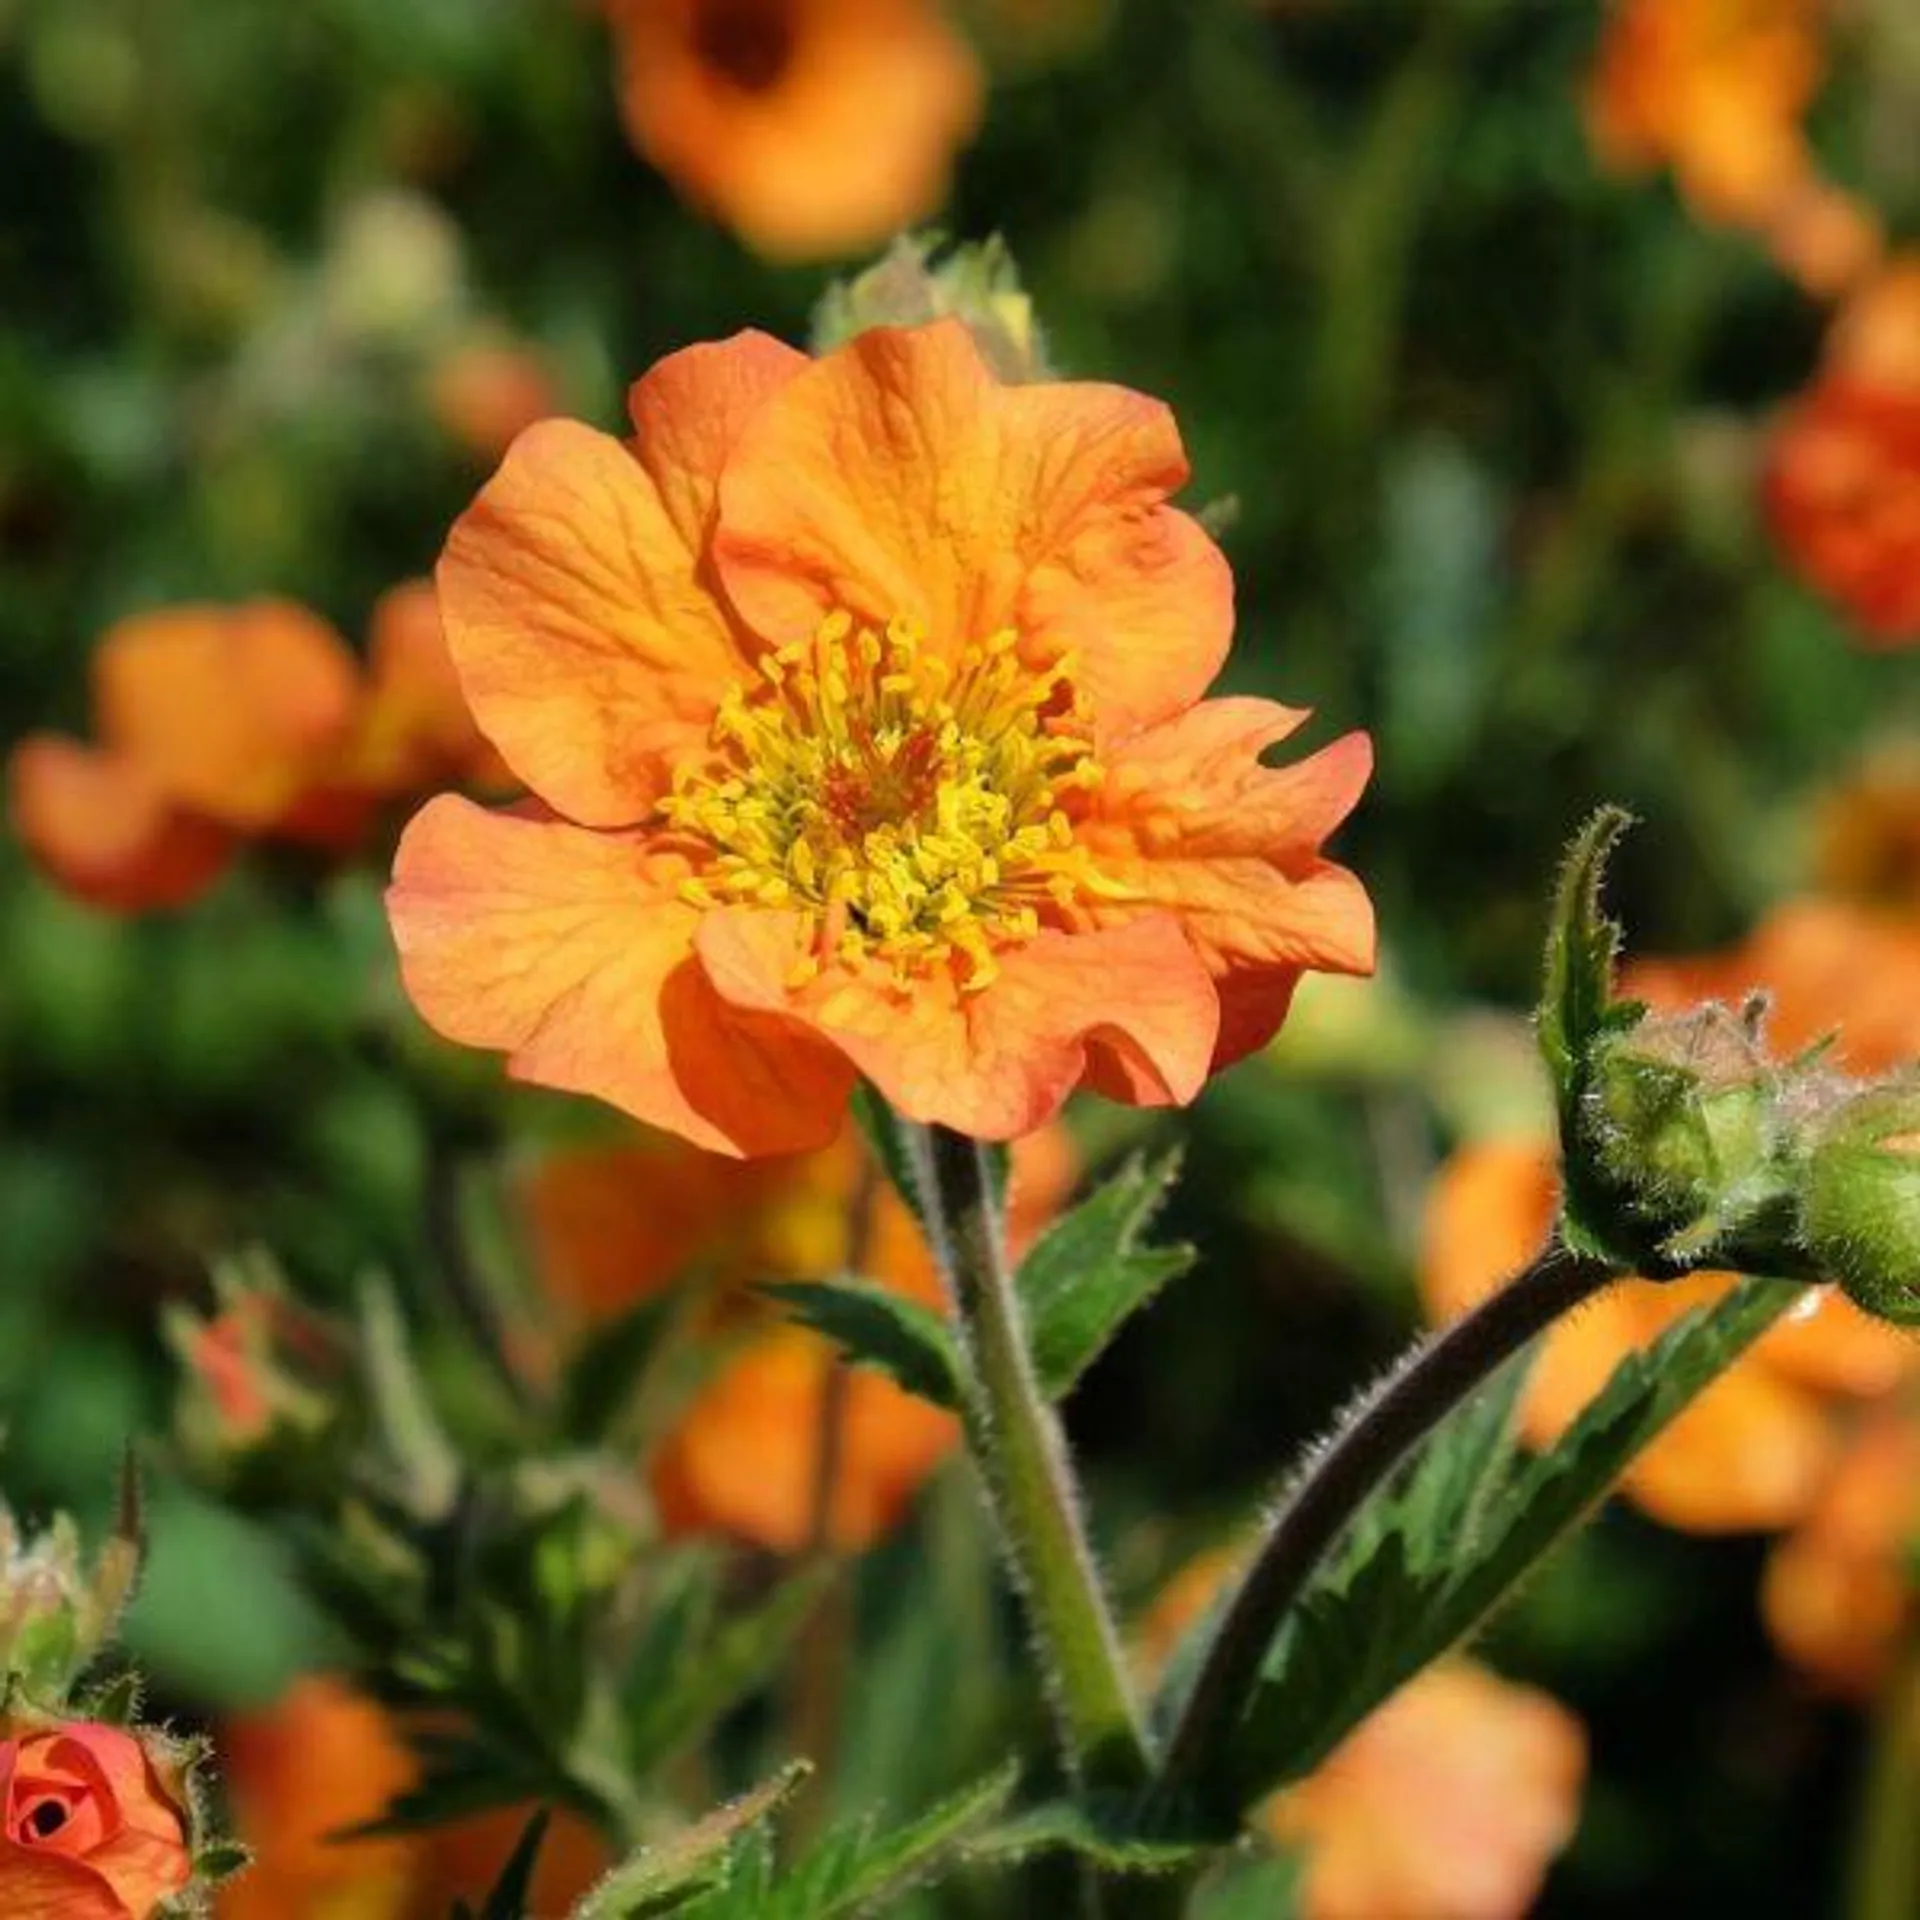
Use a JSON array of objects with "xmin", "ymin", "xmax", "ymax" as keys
[
  {"xmin": 572, "ymin": 1764, "xmax": 811, "ymax": 1919},
  {"xmin": 558, "ymin": 1290, "xmax": 685, "ymax": 1443},
  {"xmin": 689, "ymin": 1765, "xmax": 1018, "ymax": 1918},
  {"xmin": 1015, "ymin": 1152, "xmax": 1193, "ymax": 1398},
  {"xmin": 190, "ymin": 1841, "xmax": 253, "ymax": 1887},
  {"xmin": 1192, "ymin": 1852, "xmax": 1301, "ymax": 1919},
  {"xmin": 1204, "ymin": 1275, "xmax": 1800, "ymax": 1812},
  {"xmin": 359, "ymin": 1276, "xmax": 462, "ymax": 1521},
  {"xmin": 967, "ymin": 1794, "xmax": 1213, "ymax": 1879},
  {"xmin": 761, "ymin": 1280, "xmax": 965, "ymax": 1411},
  {"xmin": 625, "ymin": 1568, "xmax": 830, "ymax": 1777},
  {"xmin": 1537, "ymin": 805, "xmax": 1636, "ymax": 1121},
  {"xmin": 477, "ymin": 1811, "xmax": 550, "ymax": 1920}
]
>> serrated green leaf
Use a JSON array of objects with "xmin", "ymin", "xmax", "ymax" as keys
[
  {"xmin": 967, "ymin": 1793, "xmax": 1213, "ymax": 1878},
  {"xmin": 625, "ymin": 1569, "xmax": 830, "ymax": 1777},
  {"xmin": 1537, "ymin": 806, "xmax": 1633, "ymax": 1116},
  {"xmin": 1015, "ymin": 1152, "xmax": 1193, "ymax": 1398},
  {"xmin": 688, "ymin": 1765, "xmax": 1018, "ymax": 1918},
  {"xmin": 478, "ymin": 1811, "xmax": 550, "ymax": 1920},
  {"xmin": 571, "ymin": 1764, "xmax": 811, "ymax": 1920},
  {"xmin": 760, "ymin": 1280, "xmax": 965, "ymax": 1410},
  {"xmin": 1209, "ymin": 1275, "xmax": 1800, "ymax": 1812}
]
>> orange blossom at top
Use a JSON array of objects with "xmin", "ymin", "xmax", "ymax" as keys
[
  {"xmin": 606, "ymin": 0, "xmax": 982, "ymax": 262},
  {"xmin": 387, "ymin": 321, "xmax": 1374, "ymax": 1153}
]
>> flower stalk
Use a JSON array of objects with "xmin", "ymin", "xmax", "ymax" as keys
[
  {"xmin": 910, "ymin": 1122, "xmax": 1154, "ymax": 1794},
  {"xmin": 1153, "ymin": 1237, "xmax": 1620, "ymax": 1813}
]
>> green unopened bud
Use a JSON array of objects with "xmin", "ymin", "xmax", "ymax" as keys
[
  {"xmin": 1580, "ymin": 1002, "xmax": 1801, "ymax": 1268},
  {"xmin": 1796, "ymin": 1077, "xmax": 1920, "ymax": 1326},
  {"xmin": 0, "ymin": 1487, "xmax": 141, "ymax": 1700},
  {"xmin": 812, "ymin": 234, "xmax": 1049, "ymax": 382}
]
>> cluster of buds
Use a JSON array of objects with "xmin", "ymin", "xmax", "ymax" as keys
[
  {"xmin": 1550, "ymin": 815, "xmax": 1920, "ymax": 1322},
  {"xmin": 1580, "ymin": 1008, "xmax": 1920, "ymax": 1322}
]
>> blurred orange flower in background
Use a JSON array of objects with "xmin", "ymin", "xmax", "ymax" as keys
[
  {"xmin": 389, "ymin": 321, "xmax": 1373, "ymax": 1154},
  {"xmin": 1763, "ymin": 1401, "xmax": 1920, "ymax": 1696},
  {"xmin": 528, "ymin": 1120, "xmax": 1072, "ymax": 1550},
  {"xmin": 1767, "ymin": 257, "xmax": 1920, "ymax": 646},
  {"xmin": 1586, "ymin": 0, "xmax": 1877, "ymax": 296},
  {"xmin": 217, "ymin": 1679, "xmax": 607, "ymax": 1920},
  {"xmin": 1138, "ymin": 1558, "xmax": 1585, "ymax": 1920},
  {"xmin": 9, "ymin": 586, "xmax": 508, "ymax": 914},
  {"xmin": 605, "ymin": 0, "xmax": 982, "ymax": 261}
]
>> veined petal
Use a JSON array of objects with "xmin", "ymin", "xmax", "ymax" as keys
[
  {"xmin": 8, "ymin": 735, "xmax": 234, "ymax": 912},
  {"xmin": 696, "ymin": 909, "xmax": 1219, "ymax": 1138},
  {"xmin": 626, "ymin": 330, "xmax": 809, "ymax": 550},
  {"xmin": 713, "ymin": 320, "xmax": 1232, "ymax": 739},
  {"xmin": 0, "ymin": 1844, "xmax": 128, "ymax": 1920},
  {"xmin": 440, "ymin": 334, "xmax": 797, "ymax": 827},
  {"xmin": 93, "ymin": 601, "xmax": 361, "ymax": 829},
  {"xmin": 388, "ymin": 797, "xmax": 851, "ymax": 1155},
  {"xmin": 1080, "ymin": 699, "xmax": 1375, "ymax": 1064}
]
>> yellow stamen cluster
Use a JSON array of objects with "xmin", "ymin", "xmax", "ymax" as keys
[{"xmin": 663, "ymin": 612, "xmax": 1109, "ymax": 989}]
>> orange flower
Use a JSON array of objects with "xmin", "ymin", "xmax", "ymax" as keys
[
  {"xmin": 606, "ymin": 0, "xmax": 982, "ymax": 262},
  {"xmin": 389, "ymin": 322, "xmax": 1373, "ymax": 1153},
  {"xmin": 1138, "ymin": 1564, "xmax": 1584, "ymax": 1920},
  {"xmin": 0, "ymin": 1718, "xmax": 192, "ymax": 1920},
  {"xmin": 1763, "ymin": 1400, "xmax": 1920, "ymax": 1695},
  {"xmin": 527, "ymin": 1119, "xmax": 1072, "ymax": 1549},
  {"xmin": 1766, "ymin": 1414, "xmax": 1920, "ymax": 1693},
  {"xmin": 1271, "ymin": 1664, "xmax": 1586, "ymax": 1920},
  {"xmin": 10, "ymin": 588, "xmax": 508, "ymax": 914},
  {"xmin": 1767, "ymin": 259, "xmax": 1920, "ymax": 645},
  {"xmin": 217, "ymin": 1679, "xmax": 607, "ymax": 1920}
]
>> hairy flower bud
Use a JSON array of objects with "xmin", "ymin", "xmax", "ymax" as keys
[
  {"xmin": 812, "ymin": 235, "xmax": 1048, "ymax": 383},
  {"xmin": 1579, "ymin": 1002, "xmax": 1806, "ymax": 1270},
  {"xmin": 1796, "ymin": 1077, "xmax": 1920, "ymax": 1325},
  {"xmin": 0, "ymin": 1498, "xmax": 139, "ymax": 1702}
]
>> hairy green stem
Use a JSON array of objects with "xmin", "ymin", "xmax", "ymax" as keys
[
  {"xmin": 1154, "ymin": 1238, "xmax": 1618, "ymax": 1813},
  {"xmin": 910, "ymin": 1123, "xmax": 1153, "ymax": 1794}
]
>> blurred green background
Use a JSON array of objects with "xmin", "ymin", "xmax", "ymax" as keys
[{"xmin": 2, "ymin": 0, "xmax": 1917, "ymax": 1912}]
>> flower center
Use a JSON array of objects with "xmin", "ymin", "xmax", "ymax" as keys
[
  {"xmin": 21, "ymin": 1797, "xmax": 72, "ymax": 1841},
  {"xmin": 664, "ymin": 612, "xmax": 1109, "ymax": 988},
  {"xmin": 691, "ymin": 0, "xmax": 796, "ymax": 94}
]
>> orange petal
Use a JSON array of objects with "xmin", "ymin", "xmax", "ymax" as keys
[
  {"xmin": 92, "ymin": 601, "xmax": 361, "ymax": 829},
  {"xmin": 437, "ymin": 397, "xmax": 762, "ymax": 828},
  {"xmin": 626, "ymin": 329, "xmax": 809, "ymax": 552},
  {"xmin": 1080, "ymin": 699, "xmax": 1375, "ymax": 1063},
  {"xmin": 1269, "ymin": 1661, "xmax": 1585, "ymax": 1920},
  {"xmin": 653, "ymin": 1327, "xmax": 958, "ymax": 1552},
  {"xmin": 714, "ymin": 320, "xmax": 1233, "ymax": 741},
  {"xmin": 0, "ymin": 1844, "xmax": 127, "ymax": 1920},
  {"xmin": 8, "ymin": 735, "xmax": 233, "ymax": 912},
  {"xmin": 697, "ymin": 907, "xmax": 1219, "ymax": 1138},
  {"xmin": 389, "ymin": 797, "xmax": 851, "ymax": 1155},
  {"xmin": 609, "ymin": 0, "xmax": 982, "ymax": 263},
  {"xmin": 524, "ymin": 1139, "xmax": 790, "ymax": 1319},
  {"xmin": 1756, "ymin": 1286, "xmax": 1917, "ymax": 1399},
  {"xmin": 352, "ymin": 579, "xmax": 514, "ymax": 796}
]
